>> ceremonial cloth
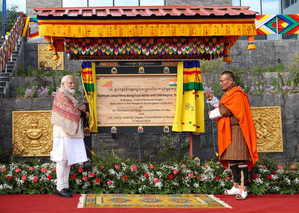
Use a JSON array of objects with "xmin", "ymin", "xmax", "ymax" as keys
[
  {"xmin": 217, "ymin": 87, "xmax": 259, "ymax": 169},
  {"xmin": 51, "ymin": 87, "xmax": 81, "ymax": 135}
]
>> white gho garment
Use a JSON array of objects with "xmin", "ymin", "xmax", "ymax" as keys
[
  {"xmin": 209, "ymin": 108, "xmax": 223, "ymax": 120},
  {"xmin": 207, "ymin": 95, "xmax": 223, "ymax": 120},
  {"xmin": 51, "ymin": 137, "xmax": 87, "ymax": 165},
  {"xmin": 206, "ymin": 95, "xmax": 220, "ymax": 107}
]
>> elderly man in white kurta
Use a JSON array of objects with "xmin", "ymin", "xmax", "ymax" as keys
[{"xmin": 50, "ymin": 75, "xmax": 89, "ymax": 198}]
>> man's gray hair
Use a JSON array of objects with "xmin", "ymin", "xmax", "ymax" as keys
[{"xmin": 60, "ymin": 75, "xmax": 74, "ymax": 87}]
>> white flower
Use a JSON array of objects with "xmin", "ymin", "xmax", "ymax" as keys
[
  {"xmin": 294, "ymin": 178, "xmax": 299, "ymax": 184},
  {"xmin": 273, "ymin": 186, "xmax": 280, "ymax": 192},
  {"xmin": 285, "ymin": 178, "xmax": 291, "ymax": 185},
  {"xmin": 253, "ymin": 177, "xmax": 263, "ymax": 185},
  {"xmin": 75, "ymin": 179, "xmax": 82, "ymax": 185},
  {"xmin": 82, "ymin": 182, "xmax": 90, "ymax": 189},
  {"xmin": 82, "ymin": 171, "xmax": 87, "ymax": 176},
  {"xmin": 272, "ymin": 175, "xmax": 279, "ymax": 180},
  {"xmin": 0, "ymin": 165, "xmax": 6, "ymax": 170},
  {"xmin": 172, "ymin": 182, "xmax": 179, "ymax": 186},
  {"xmin": 193, "ymin": 183, "xmax": 199, "ymax": 188},
  {"xmin": 108, "ymin": 169, "xmax": 116, "ymax": 175},
  {"xmin": 156, "ymin": 171, "xmax": 162, "ymax": 178},
  {"xmin": 121, "ymin": 163, "xmax": 127, "ymax": 171},
  {"xmin": 154, "ymin": 181, "xmax": 163, "ymax": 189}
]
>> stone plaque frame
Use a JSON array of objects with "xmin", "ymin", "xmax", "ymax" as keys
[
  {"xmin": 251, "ymin": 106, "xmax": 283, "ymax": 153},
  {"xmin": 12, "ymin": 111, "xmax": 53, "ymax": 157}
]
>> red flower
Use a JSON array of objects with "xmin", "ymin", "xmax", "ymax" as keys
[
  {"xmin": 29, "ymin": 167, "xmax": 34, "ymax": 171},
  {"xmin": 182, "ymin": 177, "xmax": 186, "ymax": 180},
  {"xmin": 180, "ymin": 164, "xmax": 186, "ymax": 168},
  {"xmin": 33, "ymin": 176, "xmax": 39, "ymax": 183},
  {"xmin": 21, "ymin": 176, "xmax": 26, "ymax": 181},
  {"xmin": 290, "ymin": 165, "xmax": 296, "ymax": 169},
  {"xmin": 149, "ymin": 165, "xmax": 155, "ymax": 169},
  {"xmin": 173, "ymin": 169, "xmax": 179, "ymax": 175},
  {"xmin": 153, "ymin": 178, "xmax": 159, "ymax": 183},
  {"xmin": 215, "ymin": 177, "xmax": 220, "ymax": 181},
  {"xmin": 277, "ymin": 165, "xmax": 283, "ymax": 169},
  {"xmin": 139, "ymin": 182, "xmax": 142, "ymax": 185},
  {"xmin": 96, "ymin": 178, "xmax": 101, "ymax": 183},
  {"xmin": 131, "ymin": 165, "xmax": 137, "ymax": 171},
  {"xmin": 262, "ymin": 165, "xmax": 267, "ymax": 168},
  {"xmin": 115, "ymin": 165, "xmax": 120, "ymax": 169},
  {"xmin": 82, "ymin": 176, "xmax": 88, "ymax": 181},
  {"xmin": 71, "ymin": 174, "xmax": 76, "ymax": 179},
  {"xmin": 52, "ymin": 167, "xmax": 56, "ymax": 171},
  {"xmin": 107, "ymin": 180, "xmax": 113, "ymax": 185},
  {"xmin": 286, "ymin": 170, "xmax": 290, "ymax": 173},
  {"xmin": 226, "ymin": 176, "xmax": 230, "ymax": 180},
  {"xmin": 168, "ymin": 174, "xmax": 174, "ymax": 179},
  {"xmin": 122, "ymin": 176, "xmax": 128, "ymax": 181},
  {"xmin": 253, "ymin": 174, "xmax": 258, "ymax": 179},
  {"xmin": 205, "ymin": 164, "xmax": 209, "ymax": 168},
  {"xmin": 199, "ymin": 176, "xmax": 202, "ymax": 180},
  {"xmin": 248, "ymin": 179, "xmax": 251, "ymax": 182},
  {"xmin": 144, "ymin": 173, "xmax": 149, "ymax": 178},
  {"xmin": 267, "ymin": 175, "xmax": 272, "ymax": 180},
  {"xmin": 100, "ymin": 166, "xmax": 105, "ymax": 169},
  {"xmin": 78, "ymin": 167, "xmax": 84, "ymax": 173},
  {"xmin": 47, "ymin": 175, "xmax": 52, "ymax": 180},
  {"xmin": 7, "ymin": 176, "xmax": 11, "ymax": 180},
  {"xmin": 1, "ymin": 169, "xmax": 6, "ymax": 172},
  {"xmin": 41, "ymin": 168, "xmax": 47, "ymax": 173},
  {"xmin": 188, "ymin": 173, "xmax": 194, "ymax": 178},
  {"xmin": 273, "ymin": 171, "xmax": 277, "ymax": 174},
  {"xmin": 89, "ymin": 172, "xmax": 95, "ymax": 177},
  {"xmin": 15, "ymin": 168, "xmax": 21, "ymax": 173}
]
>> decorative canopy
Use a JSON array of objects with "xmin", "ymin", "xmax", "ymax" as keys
[{"xmin": 34, "ymin": 6, "xmax": 257, "ymax": 61}]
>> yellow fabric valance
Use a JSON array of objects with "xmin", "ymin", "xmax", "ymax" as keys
[{"xmin": 38, "ymin": 18, "xmax": 257, "ymax": 38}]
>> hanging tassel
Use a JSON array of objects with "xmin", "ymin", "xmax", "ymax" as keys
[
  {"xmin": 45, "ymin": 36, "xmax": 54, "ymax": 51},
  {"xmin": 247, "ymin": 35, "xmax": 256, "ymax": 50},
  {"xmin": 223, "ymin": 43, "xmax": 232, "ymax": 62},
  {"xmin": 53, "ymin": 52, "xmax": 59, "ymax": 60}
]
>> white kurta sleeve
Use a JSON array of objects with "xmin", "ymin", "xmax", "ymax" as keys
[
  {"xmin": 209, "ymin": 108, "xmax": 223, "ymax": 120},
  {"xmin": 207, "ymin": 95, "xmax": 220, "ymax": 108}
]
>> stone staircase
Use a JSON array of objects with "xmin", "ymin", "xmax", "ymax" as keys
[{"xmin": 0, "ymin": 41, "xmax": 22, "ymax": 98}]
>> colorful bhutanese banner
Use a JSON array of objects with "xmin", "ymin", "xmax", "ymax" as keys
[
  {"xmin": 22, "ymin": 17, "xmax": 30, "ymax": 37},
  {"xmin": 169, "ymin": 80, "xmax": 177, "ymax": 87},
  {"xmin": 81, "ymin": 61, "xmax": 98, "ymax": 133},
  {"xmin": 172, "ymin": 61, "xmax": 205, "ymax": 133}
]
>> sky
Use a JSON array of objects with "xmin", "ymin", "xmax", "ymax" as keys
[{"xmin": 7, "ymin": 0, "xmax": 26, "ymax": 13}]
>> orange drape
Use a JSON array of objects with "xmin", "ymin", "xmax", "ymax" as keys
[{"xmin": 216, "ymin": 87, "xmax": 259, "ymax": 169}]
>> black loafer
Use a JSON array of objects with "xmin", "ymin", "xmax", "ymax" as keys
[
  {"xmin": 64, "ymin": 188, "xmax": 75, "ymax": 194},
  {"xmin": 54, "ymin": 189, "xmax": 73, "ymax": 198}
]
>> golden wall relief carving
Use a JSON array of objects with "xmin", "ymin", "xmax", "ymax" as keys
[
  {"xmin": 251, "ymin": 107, "xmax": 283, "ymax": 152},
  {"xmin": 12, "ymin": 111, "xmax": 53, "ymax": 157},
  {"xmin": 38, "ymin": 44, "xmax": 64, "ymax": 70}
]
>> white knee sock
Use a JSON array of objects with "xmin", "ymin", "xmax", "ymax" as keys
[
  {"xmin": 63, "ymin": 164, "xmax": 71, "ymax": 189},
  {"xmin": 56, "ymin": 161, "xmax": 67, "ymax": 191}
]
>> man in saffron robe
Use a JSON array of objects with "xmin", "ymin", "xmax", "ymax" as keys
[
  {"xmin": 50, "ymin": 75, "xmax": 89, "ymax": 198},
  {"xmin": 206, "ymin": 71, "xmax": 259, "ymax": 200}
]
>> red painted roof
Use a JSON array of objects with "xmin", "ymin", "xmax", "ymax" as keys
[{"xmin": 34, "ymin": 6, "xmax": 256, "ymax": 17}]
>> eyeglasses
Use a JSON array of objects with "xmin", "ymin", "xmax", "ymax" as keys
[
  {"xmin": 219, "ymin": 79, "xmax": 230, "ymax": 84},
  {"xmin": 67, "ymin": 82, "xmax": 76, "ymax": 85}
]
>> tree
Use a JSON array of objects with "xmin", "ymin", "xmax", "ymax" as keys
[{"xmin": 0, "ymin": 4, "xmax": 26, "ymax": 37}]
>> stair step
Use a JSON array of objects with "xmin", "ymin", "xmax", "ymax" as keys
[
  {"xmin": 0, "ymin": 87, "xmax": 5, "ymax": 93},
  {"xmin": 0, "ymin": 77, "xmax": 9, "ymax": 81},
  {"xmin": 0, "ymin": 73, "xmax": 10, "ymax": 77},
  {"xmin": 0, "ymin": 82, "xmax": 6, "ymax": 86}
]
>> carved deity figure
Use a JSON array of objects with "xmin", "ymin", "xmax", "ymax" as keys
[{"xmin": 26, "ymin": 117, "xmax": 43, "ymax": 148}]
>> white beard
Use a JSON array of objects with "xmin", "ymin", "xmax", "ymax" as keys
[{"xmin": 64, "ymin": 87, "xmax": 75, "ymax": 95}]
